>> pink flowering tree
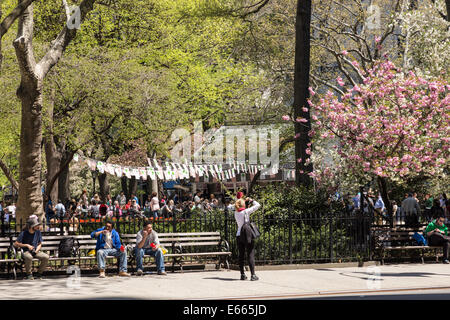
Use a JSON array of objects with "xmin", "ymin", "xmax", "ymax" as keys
[{"xmin": 306, "ymin": 58, "xmax": 449, "ymax": 219}]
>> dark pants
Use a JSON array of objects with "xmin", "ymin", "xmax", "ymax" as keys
[
  {"xmin": 424, "ymin": 209, "xmax": 433, "ymax": 222},
  {"xmin": 237, "ymin": 236, "xmax": 255, "ymax": 275},
  {"xmin": 405, "ymin": 214, "xmax": 419, "ymax": 228},
  {"xmin": 428, "ymin": 233, "xmax": 450, "ymax": 260}
]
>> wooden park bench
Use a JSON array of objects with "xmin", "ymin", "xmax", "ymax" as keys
[
  {"xmin": 0, "ymin": 231, "xmax": 231, "ymax": 278},
  {"xmin": 0, "ymin": 236, "xmax": 21, "ymax": 279},
  {"xmin": 372, "ymin": 226, "xmax": 442, "ymax": 265},
  {"xmin": 122, "ymin": 231, "xmax": 231, "ymax": 272}
]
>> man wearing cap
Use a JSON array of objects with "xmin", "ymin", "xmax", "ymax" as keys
[{"xmin": 14, "ymin": 217, "xmax": 49, "ymax": 280}]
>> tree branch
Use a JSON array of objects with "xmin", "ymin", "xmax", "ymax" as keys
[
  {"xmin": 0, "ymin": 0, "xmax": 36, "ymax": 39},
  {"xmin": 36, "ymin": 0, "xmax": 97, "ymax": 79},
  {"xmin": 12, "ymin": 2, "xmax": 38, "ymax": 83},
  {"xmin": 0, "ymin": 157, "xmax": 19, "ymax": 190}
]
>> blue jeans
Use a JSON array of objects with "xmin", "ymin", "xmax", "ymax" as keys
[
  {"xmin": 97, "ymin": 248, "xmax": 127, "ymax": 272},
  {"xmin": 135, "ymin": 247, "xmax": 165, "ymax": 272},
  {"xmin": 152, "ymin": 211, "xmax": 159, "ymax": 219}
]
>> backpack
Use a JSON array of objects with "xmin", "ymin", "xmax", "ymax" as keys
[
  {"xmin": 413, "ymin": 232, "xmax": 428, "ymax": 246},
  {"xmin": 58, "ymin": 237, "xmax": 80, "ymax": 259}
]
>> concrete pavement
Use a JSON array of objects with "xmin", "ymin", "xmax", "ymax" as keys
[{"xmin": 2, "ymin": 263, "xmax": 450, "ymax": 299}]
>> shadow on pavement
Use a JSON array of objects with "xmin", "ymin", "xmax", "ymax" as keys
[
  {"xmin": 339, "ymin": 271, "xmax": 450, "ymax": 281},
  {"xmin": 202, "ymin": 277, "xmax": 240, "ymax": 281}
]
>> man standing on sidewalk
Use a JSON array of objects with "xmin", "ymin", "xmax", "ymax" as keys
[
  {"xmin": 425, "ymin": 214, "xmax": 450, "ymax": 264},
  {"xmin": 14, "ymin": 217, "xmax": 49, "ymax": 280},
  {"xmin": 91, "ymin": 220, "xmax": 130, "ymax": 278},
  {"xmin": 134, "ymin": 221, "xmax": 167, "ymax": 276}
]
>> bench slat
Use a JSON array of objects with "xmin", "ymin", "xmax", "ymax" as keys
[
  {"xmin": 121, "ymin": 232, "xmax": 220, "ymax": 237},
  {"xmin": 180, "ymin": 242, "xmax": 221, "ymax": 246}
]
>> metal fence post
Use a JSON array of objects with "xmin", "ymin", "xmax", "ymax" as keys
[
  {"xmin": 288, "ymin": 211, "xmax": 293, "ymax": 264},
  {"xmin": 329, "ymin": 214, "xmax": 334, "ymax": 263},
  {"xmin": 172, "ymin": 212, "xmax": 177, "ymax": 233},
  {"xmin": 224, "ymin": 209, "xmax": 229, "ymax": 245}
]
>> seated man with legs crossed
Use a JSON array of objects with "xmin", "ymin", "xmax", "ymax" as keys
[
  {"xmin": 425, "ymin": 214, "xmax": 450, "ymax": 264},
  {"xmin": 91, "ymin": 219, "xmax": 130, "ymax": 278},
  {"xmin": 14, "ymin": 217, "xmax": 49, "ymax": 280},
  {"xmin": 135, "ymin": 221, "xmax": 167, "ymax": 276}
]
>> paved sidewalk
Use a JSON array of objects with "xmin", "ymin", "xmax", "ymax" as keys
[{"xmin": 2, "ymin": 263, "xmax": 450, "ymax": 299}]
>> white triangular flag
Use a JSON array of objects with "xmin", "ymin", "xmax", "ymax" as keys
[
  {"xmin": 114, "ymin": 165, "xmax": 123, "ymax": 177},
  {"xmin": 189, "ymin": 165, "xmax": 196, "ymax": 178},
  {"xmin": 147, "ymin": 166, "xmax": 156, "ymax": 180},
  {"xmin": 139, "ymin": 167, "xmax": 147, "ymax": 180},
  {"xmin": 97, "ymin": 161, "xmax": 105, "ymax": 174},
  {"xmin": 131, "ymin": 168, "xmax": 140, "ymax": 178}
]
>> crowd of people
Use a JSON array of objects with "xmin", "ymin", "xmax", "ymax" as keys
[
  {"xmin": 39, "ymin": 189, "xmax": 232, "ymax": 226},
  {"xmin": 339, "ymin": 190, "xmax": 450, "ymax": 227}
]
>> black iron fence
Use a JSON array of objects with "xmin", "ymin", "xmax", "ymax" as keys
[{"xmin": 1, "ymin": 209, "xmax": 374, "ymax": 265}]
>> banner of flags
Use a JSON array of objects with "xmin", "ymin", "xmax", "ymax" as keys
[{"xmin": 72, "ymin": 154, "xmax": 280, "ymax": 182}]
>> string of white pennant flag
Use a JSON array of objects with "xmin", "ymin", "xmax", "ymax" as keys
[{"xmin": 72, "ymin": 154, "xmax": 279, "ymax": 182}]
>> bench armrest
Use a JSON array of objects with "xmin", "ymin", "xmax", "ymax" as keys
[{"xmin": 218, "ymin": 239, "xmax": 230, "ymax": 252}]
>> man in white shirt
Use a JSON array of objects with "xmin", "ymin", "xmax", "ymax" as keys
[
  {"xmin": 194, "ymin": 191, "xmax": 202, "ymax": 205},
  {"xmin": 54, "ymin": 200, "xmax": 66, "ymax": 219},
  {"xmin": 7, "ymin": 203, "xmax": 16, "ymax": 219},
  {"xmin": 135, "ymin": 222, "xmax": 166, "ymax": 276}
]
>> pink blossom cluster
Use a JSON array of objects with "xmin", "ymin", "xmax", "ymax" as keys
[{"xmin": 307, "ymin": 58, "xmax": 450, "ymax": 182}]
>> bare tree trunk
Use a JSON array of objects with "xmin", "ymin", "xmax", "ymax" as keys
[
  {"xmin": 294, "ymin": 0, "xmax": 313, "ymax": 187},
  {"xmin": 13, "ymin": 3, "xmax": 44, "ymax": 222},
  {"xmin": 12, "ymin": 0, "xmax": 97, "ymax": 223},
  {"xmin": 151, "ymin": 178, "xmax": 158, "ymax": 195},
  {"xmin": 446, "ymin": 0, "xmax": 450, "ymax": 22},
  {"xmin": 44, "ymin": 137, "xmax": 60, "ymax": 204},
  {"xmin": 377, "ymin": 176, "xmax": 393, "ymax": 226},
  {"xmin": 44, "ymin": 88, "xmax": 60, "ymax": 204},
  {"xmin": 98, "ymin": 173, "xmax": 110, "ymax": 202},
  {"xmin": 248, "ymin": 170, "xmax": 262, "ymax": 196},
  {"xmin": 121, "ymin": 176, "xmax": 128, "ymax": 199},
  {"xmin": 128, "ymin": 176, "xmax": 137, "ymax": 198},
  {"xmin": 58, "ymin": 151, "xmax": 71, "ymax": 204}
]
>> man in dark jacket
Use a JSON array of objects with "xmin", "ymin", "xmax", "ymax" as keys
[{"xmin": 402, "ymin": 193, "xmax": 421, "ymax": 228}]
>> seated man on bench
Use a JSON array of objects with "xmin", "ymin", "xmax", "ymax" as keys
[
  {"xmin": 14, "ymin": 217, "xmax": 49, "ymax": 280},
  {"xmin": 91, "ymin": 219, "xmax": 130, "ymax": 278},
  {"xmin": 425, "ymin": 214, "xmax": 450, "ymax": 264},
  {"xmin": 135, "ymin": 221, "xmax": 167, "ymax": 276}
]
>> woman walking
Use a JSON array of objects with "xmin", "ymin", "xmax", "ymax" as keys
[{"xmin": 234, "ymin": 197, "xmax": 261, "ymax": 281}]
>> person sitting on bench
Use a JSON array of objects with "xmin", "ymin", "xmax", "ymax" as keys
[
  {"xmin": 14, "ymin": 217, "xmax": 49, "ymax": 280},
  {"xmin": 135, "ymin": 221, "xmax": 167, "ymax": 276},
  {"xmin": 425, "ymin": 214, "xmax": 450, "ymax": 264},
  {"xmin": 91, "ymin": 219, "xmax": 130, "ymax": 278}
]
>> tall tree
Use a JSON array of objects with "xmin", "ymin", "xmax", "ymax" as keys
[
  {"xmin": 294, "ymin": 0, "xmax": 313, "ymax": 186},
  {"xmin": 13, "ymin": 0, "xmax": 97, "ymax": 223}
]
